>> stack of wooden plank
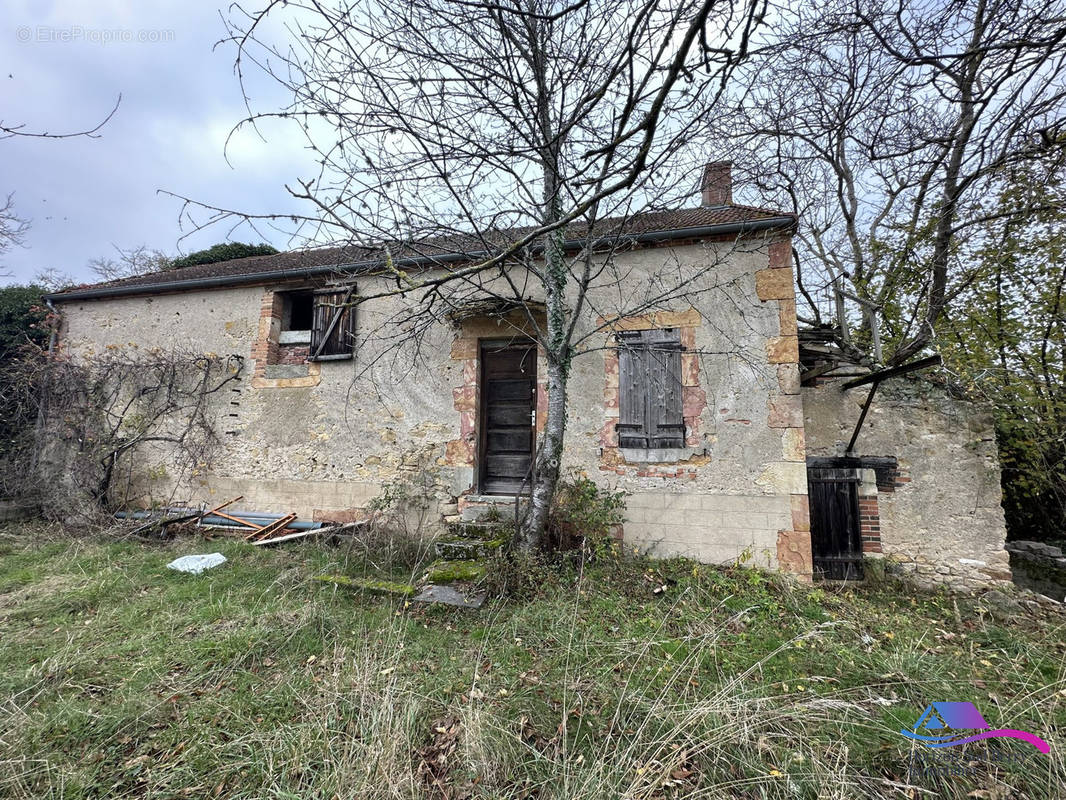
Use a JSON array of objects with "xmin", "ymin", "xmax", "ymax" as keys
[{"xmin": 202, "ymin": 497, "xmax": 313, "ymax": 545}]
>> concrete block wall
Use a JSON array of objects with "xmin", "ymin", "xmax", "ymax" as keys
[{"xmin": 624, "ymin": 492, "xmax": 792, "ymax": 565}]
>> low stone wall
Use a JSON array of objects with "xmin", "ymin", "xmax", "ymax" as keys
[
  {"xmin": 803, "ymin": 377, "xmax": 1011, "ymax": 590},
  {"xmin": 1006, "ymin": 541, "xmax": 1066, "ymax": 601}
]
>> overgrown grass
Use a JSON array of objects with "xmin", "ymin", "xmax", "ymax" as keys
[{"xmin": 1, "ymin": 522, "xmax": 1064, "ymax": 799}]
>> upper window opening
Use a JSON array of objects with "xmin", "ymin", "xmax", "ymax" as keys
[
  {"xmin": 270, "ymin": 285, "xmax": 357, "ymax": 361},
  {"xmin": 283, "ymin": 291, "xmax": 315, "ymax": 331}
]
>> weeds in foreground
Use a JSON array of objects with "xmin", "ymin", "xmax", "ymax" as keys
[{"xmin": 0, "ymin": 522, "xmax": 1064, "ymax": 799}]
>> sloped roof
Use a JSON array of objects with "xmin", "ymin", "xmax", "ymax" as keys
[{"xmin": 50, "ymin": 204, "xmax": 795, "ymax": 301}]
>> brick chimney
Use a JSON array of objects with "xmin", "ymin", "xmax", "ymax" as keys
[{"xmin": 701, "ymin": 161, "xmax": 732, "ymax": 206}]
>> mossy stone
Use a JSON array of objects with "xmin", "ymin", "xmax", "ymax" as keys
[
  {"xmin": 434, "ymin": 535, "xmax": 507, "ymax": 560},
  {"xmin": 314, "ymin": 574, "xmax": 415, "ymax": 597},
  {"xmin": 423, "ymin": 559, "xmax": 487, "ymax": 584},
  {"xmin": 445, "ymin": 521, "xmax": 514, "ymax": 542}
]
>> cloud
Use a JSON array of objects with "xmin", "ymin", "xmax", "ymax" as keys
[{"xmin": 2, "ymin": 0, "xmax": 315, "ymax": 285}]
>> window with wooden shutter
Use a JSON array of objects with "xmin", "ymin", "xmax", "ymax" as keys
[
  {"xmin": 309, "ymin": 285, "xmax": 356, "ymax": 361},
  {"xmin": 615, "ymin": 328, "xmax": 684, "ymax": 448}
]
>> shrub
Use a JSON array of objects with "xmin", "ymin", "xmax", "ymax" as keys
[
  {"xmin": 548, "ymin": 474, "xmax": 626, "ymax": 556},
  {"xmin": 170, "ymin": 242, "xmax": 278, "ymax": 270},
  {"xmin": 0, "ymin": 285, "xmax": 49, "ymax": 361}
]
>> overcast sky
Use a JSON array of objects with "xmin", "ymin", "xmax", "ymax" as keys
[{"xmin": 2, "ymin": 0, "xmax": 314, "ymax": 287}]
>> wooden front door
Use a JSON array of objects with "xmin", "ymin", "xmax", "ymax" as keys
[
  {"xmin": 479, "ymin": 341, "xmax": 537, "ymax": 495},
  {"xmin": 807, "ymin": 466, "xmax": 864, "ymax": 580}
]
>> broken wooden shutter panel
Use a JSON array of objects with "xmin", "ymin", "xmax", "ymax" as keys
[{"xmin": 310, "ymin": 284, "xmax": 356, "ymax": 360}]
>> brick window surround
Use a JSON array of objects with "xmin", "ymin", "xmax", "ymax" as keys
[
  {"xmin": 597, "ymin": 308, "xmax": 708, "ymax": 479},
  {"xmin": 251, "ymin": 290, "xmax": 322, "ymax": 389}
]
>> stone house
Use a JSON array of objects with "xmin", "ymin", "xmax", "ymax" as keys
[{"xmin": 47, "ymin": 164, "xmax": 1010, "ymax": 586}]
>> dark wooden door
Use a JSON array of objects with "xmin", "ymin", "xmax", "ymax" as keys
[
  {"xmin": 480, "ymin": 341, "xmax": 536, "ymax": 494},
  {"xmin": 807, "ymin": 466, "xmax": 863, "ymax": 580}
]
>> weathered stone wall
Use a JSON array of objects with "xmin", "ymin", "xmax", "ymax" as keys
[
  {"xmin": 802, "ymin": 378, "xmax": 1010, "ymax": 590},
  {"xmin": 59, "ymin": 282, "xmax": 462, "ymax": 525},
  {"xmin": 566, "ymin": 236, "xmax": 809, "ymax": 571},
  {"xmin": 57, "ymin": 233, "xmax": 810, "ymax": 571}
]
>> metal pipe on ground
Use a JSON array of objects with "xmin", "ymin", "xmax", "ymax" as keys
[{"xmin": 114, "ymin": 509, "xmax": 324, "ymax": 531}]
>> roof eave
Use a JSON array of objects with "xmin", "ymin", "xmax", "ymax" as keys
[{"xmin": 47, "ymin": 215, "xmax": 797, "ymax": 302}]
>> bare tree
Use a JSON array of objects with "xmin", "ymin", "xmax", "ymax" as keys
[
  {"xmin": 1, "ymin": 96, "xmax": 122, "ymax": 278},
  {"xmin": 1, "ymin": 345, "xmax": 244, "ymax": 515},
  {"xmin": 31, "ymin": 267, "xmax": 78, "ymax": 292},
  {"xmin": 171, "ymin": 0, "xmax": 767, "ymax": 548},
  {"xmin": 88, "ymin": 245, "xmax": 172, "ymax": 282},
  {"xmin": 0, "ymin": 193, "xmax": 29, "ymax": 276},
  {"xmin": 0, "ymin": 96, "xmax": 121, "ymax": 141},
  {"xmin": 723, "ymin": 0, "xmax": 1066, "ymax": 363}
]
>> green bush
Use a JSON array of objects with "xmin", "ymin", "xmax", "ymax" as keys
[
  {"xmin": 0, "ymin": 285, "xmax": 49, "ymax": 361},
  {"xmin": 548, "ymin": 475, "xmax": 626, "ymax": 556},
  {"xmin": 170, "ymin": 242, "xmax": 279, "ymax": 270}
]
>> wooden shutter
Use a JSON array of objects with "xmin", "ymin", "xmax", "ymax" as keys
[
  {"xmin": 615, "ymin": 328, "xmax": 684, "ymax": 449},
  {"xmin": 310, "ymin": 285, "xmax": 356, "ymax": 360},
  {"xmin": 616, "ymin": 330, "xmax": 647, "ymax": 447},
  {"xmin": 644, "ymin": 328, "xmax": 684, "ymax": 448}
]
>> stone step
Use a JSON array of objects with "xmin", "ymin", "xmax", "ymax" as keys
[
  {"xmin": 412, "ymin": 584, "xmax": 487, "ymax": 609},
  {"xmin": 422, "ymin": 558, "xmax": 488, "ymax": 585},
  {"xmin": 435, "ymin": 536, "xmax": 504, "ymax": 561},
  {"xmin": 445, "ymin": 520, "xmax": 512, "ymax": 540},
  {"xmin": 460, "ymin": 496, "xmax": 528, "ymax": 522}
]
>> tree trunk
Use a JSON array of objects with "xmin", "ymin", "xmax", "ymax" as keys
[
  {"xmin": 516, "ymin": 351, "xmax": 567, "ymax": 549},
  {"xmin": 516, "ymin": 196, "xmax": 569, "ymax": 549},
  {"xmin": 514, "ymin": 20, "xmax": 571, "ymax": 551}
]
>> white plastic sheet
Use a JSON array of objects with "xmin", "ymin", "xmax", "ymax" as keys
[{"xmin": 166, "ymin": 553, "xmax": 227, "ymax": 574}]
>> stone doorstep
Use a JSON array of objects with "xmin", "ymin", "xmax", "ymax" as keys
[
  {"xmin": 432, "ymin": 516, "xmax": 511, "ymax": 573},
  {"xmin": 446, "ymin": 520, "xmax": 513, "ymax": 540},
  {"xmin": 463, "ymin": 494, "xmax": 524, "ymax": 504},
  {"xmin": 410, "ymin": 556, "xmax": 495, "ymax": 608},
  {"xmin": 423, "ymin": 558, "xmax": 488, "ymax": 584},
  {"xmin": 460, "ymin": 495, "xmax": 528, "ymax": 522},
  {"xmin": 315, "ymin": 572, "xmax": 489, "ymax": 610},
  {"xmin": 435, "ymin": 537, "xmax": 504, "ymax": 561}
]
